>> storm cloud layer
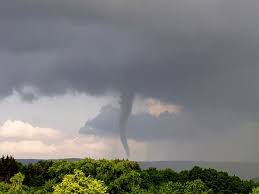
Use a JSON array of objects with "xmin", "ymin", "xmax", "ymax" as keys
[
  {"xmin": 0, "ymin": 0, "xmax": 258, "ymax": 108},
  {"xmin": 0, "ymin": 0, "xmax": 259, "ymax": 158}
]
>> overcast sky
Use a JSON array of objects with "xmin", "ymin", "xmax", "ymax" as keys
[{"xmin": 0, "ymin": 0, "xmax": 259, "ymax": 161}]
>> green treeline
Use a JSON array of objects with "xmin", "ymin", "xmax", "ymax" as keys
[{"xmin": 0, "ymin": 156, "xmax": 258, "ymax": 194}]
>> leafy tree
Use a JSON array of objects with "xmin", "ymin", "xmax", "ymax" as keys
[
  {"xmin": 8, "ymin": 172, "xmax": 28, "ymax": 194},
  {"xmin": 127, "ymin": 186, "xmax": 153, "ymax": 194},
  {"xmin": 112, "ymin": 160, "xmax": 141, "ymax": 181},
  {"xmin": 159, "ymin": 181, "xmax": 184, "ymax": 194},
  {"xmin": 73, "ymin": 158, "xmax": 97, "ymax": 177},
  {"xmin": 188, "ymin": 166, "xmax": 204, "ymax": 181},
  {"xmin": 32, "ymin": 179, "xmax": 56, "ymax": 194},
  {"xmin": 0, "ymin": 157, "xmax": 257, "ymax": 194},
  {"xmin": 0, "ymin": 182, "xmax": 10, "ymax": 193},
  {"xmin": 42, "ymin": 179, "xmax": 56, "ymax": 193},
  {"xmin": 94, "ymin": 159, "xmax": 140, "ymax": 185},
  {"xmin": 140, "ymin": 167, "xmax": 162, "ymax": 190},
  {"xmin": 185, "ymin": 166, "xmax": 255, "ymax": 194},
  {"xmin": 24, "ymin": 160, "xmax": 53, "ymax": 187},
  {"xmin": 95, "ymin": 159, "xmax": 116, "ymax": 184},
  {"xmin": 183, "ymin": 179, "xmax": 211, "ymax": 194},
  {"xmin": 157, "ymin": 180, "xmax": 211, "ymax": 194},
  {"xmin": 49, "ymin": 158, "xmax": 142, "ymax": 193},
  {"xmin": 160, "ymin": 168, "xmax": 180, "ymax": 183},
  {"xmin": 0, "ymin": 156, "xmax": 19, "ymax": 182},
  {"xmin": 178, "ymin": 170, "xmax": 190, "ymax": 183},
  {"xmin": 48, "ymin": 160, "xmax": 74, "ymax": 182},
  {"xmin": 251, "ymin": 187, "xmax": 259, "ymax": 194},
  {"xmin": 109, "ymin": 171, "xmax": 142, "ymax": 194},
  {"xmin": 53, "ymin": 169, "xmax": 108, "ymax": 194}
]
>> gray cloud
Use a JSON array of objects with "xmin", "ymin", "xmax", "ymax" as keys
[
  {"xmin": 0, "ymin": 0, "xmax": 259, "ymax": 156},
  {"xmin": 79, "ymin": 105, "xmax": 241, "ymax": 141},
  {"xmin": 0, "ymin": 0, "xmax": 258, "ymax": 111}
]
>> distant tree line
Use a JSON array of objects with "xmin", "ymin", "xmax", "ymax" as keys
[{"xmin": 0, "ymin": 155, "xmax": 258, "ymax": 193}]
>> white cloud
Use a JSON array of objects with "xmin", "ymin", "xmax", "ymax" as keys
[
  {"xmin": 0, "ymin": 120, "xmax": 147, "ymax": 160},
  {"xmin": 0, "ymin": 140, "xmax": 56, "ymax": 154},
  {"xmin": 131, "ymin": 97, "xmax": 182, "ymax": 117},
  {"xmin": 0, "ymin": 120, "xmax": 63, "ymax": 140},
  {"xmin": 144, "ymin": 98, "xmax": 182, "ymax": 117}
]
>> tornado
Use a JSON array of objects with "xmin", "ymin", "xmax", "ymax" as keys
[{"xmin": 119, "ymin": 91, "xmax": 134, "ymax": 158}]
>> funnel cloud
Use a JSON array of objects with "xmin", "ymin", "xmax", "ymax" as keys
[{"xmin": 119, "ymin": 91, "xmax": 134, "ymax": 157}]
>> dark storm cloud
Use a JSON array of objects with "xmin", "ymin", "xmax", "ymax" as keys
[
  {"xmin": 0, "ymin": 1, "xmax": 259, "ymax": 119},
  {"xmin": 79, "ymin": 105, "xmax": 241, "ymax": 141}
]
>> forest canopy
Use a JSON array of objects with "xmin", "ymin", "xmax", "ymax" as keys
[{"xmin": 0, "ymin": 156, "xmax": 258, "ymax": 194}]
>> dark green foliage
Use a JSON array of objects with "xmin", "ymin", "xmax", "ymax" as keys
[
  {"xmin": 47, "ymin": 158, "xmax": 142, "ymax": 193},
  {"xmin": 109, "ymin": 171, "xmax": 142, "ymax": 194},
  {"xmin": 140, "ymin": 167, "xmax": 162, "ymax": 189},
  {"xmin": 0, "ymin": 156, "xmax": 257, "ymax": 194},
  {"xmin": 72, "ymin": 158, "xmax": 96, "ymax": 177},
  {"xmin": 48, "ymin": 159, "xmax": 74, "ymax": 182},
  {"xmin": 24, "ymin": 160, "xmax": 53, "ymax": 187},
  {"xmin": 159, "ymin": 168, "xmax": 180, "ymax": 183},
  {"xmin": 0, "ymin": 155, "xmax": 19, "ymax": 182},
  {"xmin": 36, "ymin": 179, "xmax": 56, "ymax": 194},
  {"xmin": 186, "ymin": 166, "xmax": 257, "ymax": 194}
]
